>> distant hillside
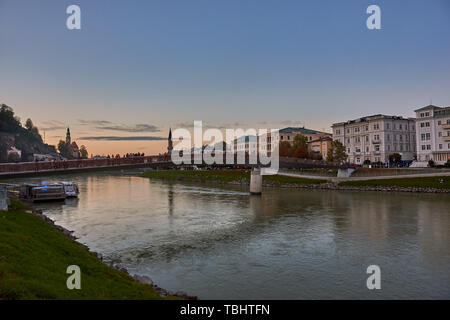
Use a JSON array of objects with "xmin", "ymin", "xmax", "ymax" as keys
[{"xmin": 0, "ymin": 104, "xmax": 57, "ymax": 162}]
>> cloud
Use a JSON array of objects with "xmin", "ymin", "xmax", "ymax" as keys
[
  {"xmin": 77, "ymin": 119, "xmax": 159, "ymax": 133},
  {"xmin": 279, "ymin": 120, "xmax": 304, "ymax": 126},
  {"xmin": 174, "ymin": 121, "xmax": 248, "ymax": 130},
  {"xmin": 78, "ymin": 136, "xmax": 166, "ymax": 141},
  {"xmin": 78, "ymin": 119, "xmax": 113, "ymax": 126},
  {"xmin": 100, "ymin": 124, "xmax": 159, "ymax": 132},
  {"xmin": 40, "ymin": 120, "xmax": 67, "ymax": 131}
]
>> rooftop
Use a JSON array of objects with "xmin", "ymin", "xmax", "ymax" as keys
[
  {"xmin": 332, "ymin": 114, "xmax": 413, "ymax": 127},
  {"xmin": 279, "ymin": 127, "xmax": 329, "ymax": 135}
]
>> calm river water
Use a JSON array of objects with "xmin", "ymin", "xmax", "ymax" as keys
[{"xmin": 13, "ymin": 170, "xmax": 450, "ymax": 299}]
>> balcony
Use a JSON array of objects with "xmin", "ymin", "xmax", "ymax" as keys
[
  {"xmin": 442, "ymin": 123, "xmax": 450, "ymax": 130},
  {"xmin": 444, "ymin": 135, "xmax": 450, "ymax": 142},
  {"xmin": 372, "ymin": 140, "xmax": 381, "ymax": 144}
]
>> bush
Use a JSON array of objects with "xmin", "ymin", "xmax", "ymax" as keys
[
  {"xmin": 428, "ymin": 159, "xmax": 435, "ymax": 167},
  {"xmin": 7, "ymin": 151, "xmax": 20, "ymax": 163},
  {"xmin": 444, "ymin": 160, "xmax": 450, "ymax": 168}
]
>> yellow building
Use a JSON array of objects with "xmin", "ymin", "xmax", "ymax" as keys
[{"xmin": 308, "ymin": 136, "xmax": 332, "ymax": 160}]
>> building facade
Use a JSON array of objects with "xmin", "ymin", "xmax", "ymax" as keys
[
  {"xmin": 332, "ymin": 115, "xmax": 416, "ymax": 164},
  {"xmin": 279, "ymin": 127, "xmax": 331, "ymax": 144},
  {"xmin": 235, "ymin": 135, "xmax": 258, "ymax": 156},
  {"xmin": 415, "ymin": 105, "xmax": 450, "ymax": 164},
  {"xmin": 307, "ymin": 136, "xmax": 332, "ymax": 160}
]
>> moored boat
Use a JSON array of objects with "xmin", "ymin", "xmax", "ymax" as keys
[
  {"xmin": 58, "ymin": 181, "xmax": 79, "ymax": 198},
  {"xmin": 19, "ymin": 183, "xmax": 66, "ymax": 202}
]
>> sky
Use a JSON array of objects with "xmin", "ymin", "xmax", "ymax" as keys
[{"xmin": 1, "ymin": 0, "xmax": 450, "ymax": 155}]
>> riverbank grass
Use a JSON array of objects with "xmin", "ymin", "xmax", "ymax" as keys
[
  {"xmin": 339, "ymin": 176, "xmax": 450, "ymax": 189},
  {"xmin": 141, "ymin": 170, "xmax": 327, "ymax": 186},
  {"xmin": 0, "ymin": 200, "xmax": 166, "ymax": 300}
]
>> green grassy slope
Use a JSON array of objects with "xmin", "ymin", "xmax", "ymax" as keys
[{"xmin": 0, "ymin": 200, "xmax": 166, "ymax": 300}]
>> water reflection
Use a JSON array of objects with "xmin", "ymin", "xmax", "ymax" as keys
[{"xmin": 10, "ymin": 171, "xmax": 450, "ymax": 299}]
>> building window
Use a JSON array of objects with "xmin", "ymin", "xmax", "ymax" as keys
[
  {"xmin": 422, "ymin": 145, "xmax": 426, "ymax": 150},
  {"xmin": 439, "ymin": 144, "xmax": 443, "ymax": 150},
  {"xmin": 427, "ymin": 145, "xmax": 431, "ymax": 150}
]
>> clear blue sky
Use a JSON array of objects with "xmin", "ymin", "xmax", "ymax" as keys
[{"xmin": 1, "ymin": 0, "xmax": 449, "ymax": 154}]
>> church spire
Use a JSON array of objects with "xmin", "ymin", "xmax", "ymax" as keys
[
  {"xmin": 167, "ymin": 128, "xmax": 173, "ymax": 154},
  {"xmin": 66, "ymin": 128, "xmax": 71, "ymax": 144}
]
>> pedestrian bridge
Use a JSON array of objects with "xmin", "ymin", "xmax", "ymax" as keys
[{"xmin": 0, "ymin": 155, "xmax": 355, "ymax": 178}]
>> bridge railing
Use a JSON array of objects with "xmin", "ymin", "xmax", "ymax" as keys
[{"xmin": 0, "ymin": 155, "xmax": 171, "ymax": 173}]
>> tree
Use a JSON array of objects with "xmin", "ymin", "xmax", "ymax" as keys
[
  {"xmin": 79, "ymin": 145, "xmax": 88, "ymax": 159},
  {"xmin": 0, "ymin": 144, "xmax": 8, "ymax": 163},
  {"xmin": 58, "ymin": 140, "xmax": 70, "ymax": 159},
  {"xmin": 444, "ymin": 159, "xmax": 450, "ymax": 168},
  {"xmin": 25, "ymin": 118, "xmax": 34, "ymax": 130},
  {"xmin": 388, "ymin": 153, "xmax": 402, "ymax": 163},
  {"xmin": 292, "ymin": 146, "xmax": 308, "ymax": 159},
  {"xmin": 279, "ymin": 141, "xmax": 293, "ymax": 157},
  {"xmin": 0, "ymin": 104, "xmax": 21, "ymax": 132},
  {"xmin": 7, "ymin": 151, "xmax": 20, "ymax": 163},
  {"xmin": 293, "ymin": 134, "xmax": 308, "ymax": 149},
  {"xmin": 327, "ymin": 140, "xmax": 347, "ymax": 163}
]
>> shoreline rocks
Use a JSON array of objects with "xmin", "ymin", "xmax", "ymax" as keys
[
  {"xmin": 261, "ymin": 182, "xmax": 450, "ymax": 193},
  {"xmin": 149, "ymin": 176, "xmax": 450, "ymax": 194}
]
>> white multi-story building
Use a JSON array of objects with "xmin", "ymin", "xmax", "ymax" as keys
[
  {"xmin": 234, "ymin": 135, "xmax": 258, "ymax": 156},
  {"xmin": 332, "ymin": 114, "xmax": 416, "ymax": 164},
  {"xmin": 415, "ymin": 105, "xmax": 450, "ymax": 164}
]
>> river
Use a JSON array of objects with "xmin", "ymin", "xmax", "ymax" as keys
[{"xmin": 11, "ymin": 170, "xmax": 450, "ymax": 299}]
